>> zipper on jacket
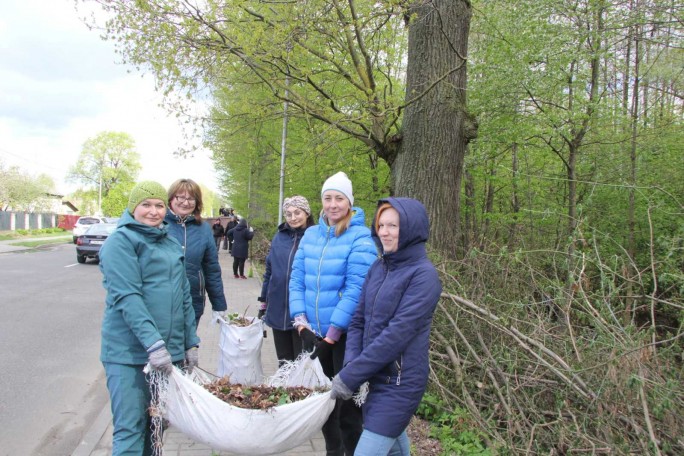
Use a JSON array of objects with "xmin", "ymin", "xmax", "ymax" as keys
[
  {"xmin": 180, "ymin": 220, "xmax": 188, "ymax": 252},
  {"xmin": 366, "ymin": 260, "xmax": 390, "ymax": 346},
  {"xmin": 370, "ymin": 260, "xmax": 402, "ymax": 386},
  {"xmin": 314, "ymin": 225, "xmax": 332, "ymax": 336},
  {"xmin": 283, "ymin": 232, "xmax": 301, "ymax": 329}
]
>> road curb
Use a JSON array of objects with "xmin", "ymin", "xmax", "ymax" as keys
[{"xmin": 71, "ymin": 401, "xmax": 111, "ymax": 456}]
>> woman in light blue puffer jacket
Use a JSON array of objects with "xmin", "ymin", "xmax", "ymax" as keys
[{"xmin": 289, "ymin": 171, "xmax": 377, "ymax": 456}]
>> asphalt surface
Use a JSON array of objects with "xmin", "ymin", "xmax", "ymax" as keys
[{"xmin": 0, "ymin": 239, "xmax": 107, "ymax": 456}]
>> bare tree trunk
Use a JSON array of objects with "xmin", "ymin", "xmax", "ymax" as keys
[
  {"xmin": 623, "ymin": 0, "xmax": 636, "ymax": 325},
  {"xmin": 507, "ymin": 143, "xmax": 520, "ymax": 250},
  {"xmin": 626, "ymin": 13, "xmax": 642, "ymax": 325},
  {"xmin": 393, "ymin": 0, "xmax": 476, "ymax": 257},
  {"xmin": 481, "ymin": 165, "xmax": 496, "ymax": 249},
  {"xmin": 463, "ymin": 170, "xmax": 476, "ymax": 252}
]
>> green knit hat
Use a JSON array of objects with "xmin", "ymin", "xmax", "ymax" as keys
[{"xmin": 127, "ymin": 181, "xmax": 168, "ymax": 214}]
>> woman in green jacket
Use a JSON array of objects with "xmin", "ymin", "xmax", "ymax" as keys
[{"xmin": 99, "ymin": 181, "xmax": 200, "ymax": 456}]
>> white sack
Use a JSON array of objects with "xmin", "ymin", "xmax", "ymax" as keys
[
  {"xmin": 164, "ymin": 368, "xmax": 335, "ymax": 455},
  {"xmin": 217, "ymin": 316, "xmax": 264, "ymax": 385}
]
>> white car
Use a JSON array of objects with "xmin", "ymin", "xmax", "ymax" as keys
[{"xmin": 72, "ymin": 216, "xmax": 108, "ymax": 243}]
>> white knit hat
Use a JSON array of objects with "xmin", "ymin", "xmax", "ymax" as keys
[{"xmin": 321, "ymin": 171, "xmax": 354, "ymax": 205}]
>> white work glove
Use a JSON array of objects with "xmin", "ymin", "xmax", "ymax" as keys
[
  {"xmin": 185, "ymin": 347, "xmax": 199, "ymax": 374},
  {"xmin": 212, "ymin": 310, "xmax": 226, "ymax": 325},
  {"xmin": 147, "ymin": 341, "xmax": 173, "ymax": 374}
]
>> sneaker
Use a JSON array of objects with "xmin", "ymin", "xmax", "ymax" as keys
[
  {"xmin": 234, "ymin": 274, "xmax": 240, "ymax": 279},
  {"xmin": 240, "ymin": 275, "xmax": 248, "ymax": 279}
]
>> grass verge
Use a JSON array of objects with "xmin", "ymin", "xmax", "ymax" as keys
[{"xmin": 9, "ymin": 238, "xmax": 72, "ymax": 248}]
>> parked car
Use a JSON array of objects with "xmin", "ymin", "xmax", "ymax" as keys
[
  {"xmin": 72, "ymin": 216, "xmax": 108, "ymax": 243},
  {"xmin": 75, "ymin": 223, "xmax": 117, "ymax": 264}
]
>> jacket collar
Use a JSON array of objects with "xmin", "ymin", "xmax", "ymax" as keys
[
  {"xmin": 382, "ymin": 243, "xmax": 426, "ymax": 270},
  {"xmin": 316, "ymin": 206, "xmax": 366, "ymax": 237},
  {"xmin": 165, "ymin": 209, "xmax": 196, "ymax": 225},
  {"xmin": 120, "ymin": 210, "xmax": 169, "ymax": 241}
]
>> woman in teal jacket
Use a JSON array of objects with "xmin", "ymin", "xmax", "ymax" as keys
[
  {"xmin": 99, "ymin": 181, "xmax": 200, "ymax": 456},
  {"xmin": 289, "ymin": 171, "xmax": 377, "ymax": 456}
]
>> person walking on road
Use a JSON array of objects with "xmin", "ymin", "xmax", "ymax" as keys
[
  {"xmin": 258, "ymin": 196, "xmax": 315, "ymax": 366},
  {"xmin": 99, "ymin": 180, "xmax": 200, "ymax": 456},
  {"xmin": 227, "ymin": 217, "xmax": 254, "ymax": 279},
  {"xmin": 165, "ymin": 178, "xmax": 228, "ymax": 326},
  {"xmin": 289, "ymin": 171, "xmax": 378, "ymax": 456},
  {"xmin": 330, "ymin": 198, "xmax": 442, "ymax": 456}
]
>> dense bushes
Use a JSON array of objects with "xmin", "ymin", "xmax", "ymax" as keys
[{"xmin": 427, "ymin": 239, "xmax": 683, "ymax": 454}]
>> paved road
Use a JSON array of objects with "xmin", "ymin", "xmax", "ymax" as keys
[{"xmin": 0, "ymin": 243, "xmax": 108, "ymax": 455}]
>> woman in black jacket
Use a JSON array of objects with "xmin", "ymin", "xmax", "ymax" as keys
[
  {"xmin": 226, "ymin": 218, "xmax": 254, "ymax": 278},
  {"xmin": 258, "ymin": 196, "xmax": 315, "ymax": 365}
]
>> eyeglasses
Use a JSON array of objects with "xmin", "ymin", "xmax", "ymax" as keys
[
  {"xmin": 284, "ymin": 210, "xmax": 304, "ymax": 219},
  {"xmin": 174, "ymin": 195, "xmax": 196, "ymax": 204}
]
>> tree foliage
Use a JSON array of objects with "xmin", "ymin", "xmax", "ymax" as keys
[
  {"xmin": 81, "ymin": 0, "xmax": 473, "ymax": 254},
  {"xmin": 0, "ymin": 160, "xmax": 56, "ymax": 212},
  {"xmin": 67, "ymin": 131, "xmax": 141, "ymax": 214}
]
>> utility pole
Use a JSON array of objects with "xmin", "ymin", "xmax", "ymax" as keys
[{"xmin": 278, "ymin": 74, "xmax": 290, "ymax": 223}]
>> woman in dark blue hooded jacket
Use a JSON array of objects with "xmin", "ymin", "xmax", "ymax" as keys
[{"xmin": 330, "ymin": 197, "xmax": 442, "ymax": 456}]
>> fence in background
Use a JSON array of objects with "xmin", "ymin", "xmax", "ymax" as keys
[{"xmin": 0, "ymin": 211, "xmax": 79, "ymax": 231}]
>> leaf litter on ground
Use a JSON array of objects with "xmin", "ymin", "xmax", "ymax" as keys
[{"xmin": 203, "ymin": 376, "xmax": 326, "ymax": 410}]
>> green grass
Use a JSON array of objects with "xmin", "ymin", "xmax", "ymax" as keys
[
  {"xmin": 8, "ymin": 238, "xmax": 72, "ymax": 248},
  {"xmin": 0, "ymin": 228, "xmax": 69, "ymax": 241}
]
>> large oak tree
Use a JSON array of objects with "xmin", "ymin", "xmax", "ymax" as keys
[{"xmin": 83, "ymin": 0, "xmax": 474, "ymax": 256}]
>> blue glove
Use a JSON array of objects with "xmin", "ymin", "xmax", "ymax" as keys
[
  {"xmin": 299, "ymin": 328, "xmax": 318, "ymax": 352},
  {"xmin": 310, "ymin": 338, "xmax": 334, "ymax": 360},
  {"xmin": 330, "ymin": 375, "xmax": 353, "ymax": 400}
]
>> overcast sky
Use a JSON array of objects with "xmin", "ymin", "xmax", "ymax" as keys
[{"xmin": 0, "ymin": 0, "xmax": 219, "ymax": 195}]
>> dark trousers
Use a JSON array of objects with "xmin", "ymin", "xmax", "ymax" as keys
[
  {"xmin": 232, "ymin": 257, "xmax": 246, "ymax": 276},
  {"xmin": 214, "ymin": 236, "xmax": 222, "ymax": 249},
  {"xmin": 318, "ymin": 333, "xmax": 363, "ymax": 456},
  {"xmin": 272, "ymin": 328, "xmax": 303, "ymax": 367}
]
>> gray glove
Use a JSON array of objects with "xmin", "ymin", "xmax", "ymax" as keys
[
  {"xmin": 330, "ymin": 375, "xmax": 353, "ymax": 400},
  {"xmin": 185, "ymin": 347, "xmax": 199, "ymax": 374},
  {"xmin": 147, "ymin": 343, "xmax": 173, "ymax": 374}
]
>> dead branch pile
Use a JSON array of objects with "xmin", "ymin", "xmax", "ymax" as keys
[
  {"xmin": 203, "ymin": 377, "xmax": 322, "ymax": 410},
  {"xmin": 428, "ymin": 253, "xmax": 684, "ymax": 454}
]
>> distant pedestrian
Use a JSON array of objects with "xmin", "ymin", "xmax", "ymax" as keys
[
  {"xmin": 224, "ymin": 215, "xmax": 238, "ymax": 252},
  {"xmin": 258, "ymin": 196, "xmax": 315, "ymax": 366},
  {"xmin": 99, "ymin": 180, "xmax": 200, "ymax": 456},
  {"xmin": 227, "ymin": 218, "xmax": 254, "ymax": 279},
  {"xmin": 165, "ymin": 178, "xmax": 228, "ymax": 326},
  {"xmin": 212, "ymin": 218, "xmax": 225, "ymax": 250}
]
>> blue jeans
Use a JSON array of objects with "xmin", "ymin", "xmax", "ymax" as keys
[{"xmin": 354, "ymin": 429, "xmax": 410, "ymax": 456}]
